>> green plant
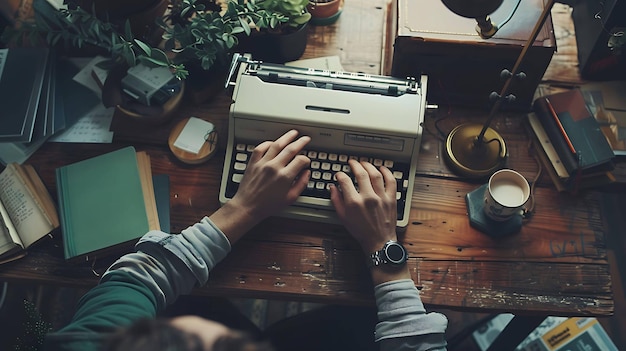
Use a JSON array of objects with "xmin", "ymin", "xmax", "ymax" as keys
[
  {"xmin": 157, "ymin": 0, "xmax": 281, "ymax": 71},
  {"xmin": 156, "ymin": 0, "xmax": 310, "ymax": 71},
  {"xmin": 255, "ymin": 0, "xmax": 311, "ymax": 30},
  {"xmin": 3, "ymin": 0, "xmax": 311, "ymax": 80},
  {"xmin": 3, "ymin": 3, "xmax": 189, "ymax": 79}
]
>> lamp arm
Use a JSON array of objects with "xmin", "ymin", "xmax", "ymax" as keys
[{"xmin": 477, "ymin": 0, "xmax": 556, "ymax": 143}]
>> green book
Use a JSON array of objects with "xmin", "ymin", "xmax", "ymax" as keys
[{"xmin": 56, "ymin": 146, "xmax": 160, "ymax": 263}]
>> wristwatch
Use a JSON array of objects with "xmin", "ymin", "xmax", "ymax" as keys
[{"xmin": 368, "ymin": 240, "xmax": 408, "ymax": 267}]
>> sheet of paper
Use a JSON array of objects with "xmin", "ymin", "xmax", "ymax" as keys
[
  {"xmin": 173, "ymin": 117, "xmax": 214, "ymax": 154},
  {"xmin": 48, "ymin": 57, "xmax": 113, "ymax": 143},
  {"xmin": 71, "ymin": 56, "xmax": 110, "ymax": 94},
  {"xmin": 286, "ymin": 56, "xmax": 345, "ymax": 71},
  {"xmin": 49, "ymin": 103, "xmax": 114, "ymax": 143}
]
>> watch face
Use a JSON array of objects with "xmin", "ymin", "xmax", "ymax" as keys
[{"xmin": 384, "ymin": 242, "xmax": 407, "ymax": 264}]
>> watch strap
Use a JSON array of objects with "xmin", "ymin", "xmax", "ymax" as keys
[
  {"xmin": 367, "ymin": 240, "xmax": 407, "ymax": 268},
  {"xmin": 368, "ymin": 250, "xmax": 383, "ymax": 267}
]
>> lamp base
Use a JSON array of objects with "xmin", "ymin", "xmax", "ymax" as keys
[{"xmin": 444, "ymin": 123, "xmax": 507, "ymax": 178}]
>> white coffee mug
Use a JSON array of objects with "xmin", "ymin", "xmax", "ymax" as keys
[{"xmin": 483, "ymin": 169, "xmax": 530, "ymax": 222}]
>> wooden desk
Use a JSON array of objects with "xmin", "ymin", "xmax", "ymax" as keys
[{"xmin": 0, "ymin": 0, "xmax": 614, "ymax": 317}]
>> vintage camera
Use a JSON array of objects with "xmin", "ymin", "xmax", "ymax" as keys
[{"xmin": 121, "ymin": 63, "xmax": 181, "ymax": 106}]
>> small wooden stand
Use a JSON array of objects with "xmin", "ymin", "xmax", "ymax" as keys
[{"xmin": 168, "ymin": 117, "xmax": 218, "ymax": 164}]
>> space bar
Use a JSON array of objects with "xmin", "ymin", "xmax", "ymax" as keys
[{"xmin": 294, "ymin": 196, "xmax": 333, "ymax": 209}]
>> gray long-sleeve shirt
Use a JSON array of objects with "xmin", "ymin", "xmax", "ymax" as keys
[{"xmin": 44, "ymin": 217, "xmax": 447, "ymax": 350}]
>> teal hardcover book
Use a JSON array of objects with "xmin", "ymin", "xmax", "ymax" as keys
[{"xmin": 55, "ymin": 147, "xmax": 160, "ymax": 263}]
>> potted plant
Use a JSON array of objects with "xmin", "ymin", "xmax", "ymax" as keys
[
  {"xmin": 3, "ymin": 0, "xmax": 259, "ymax": 106},
  {"xmin": 3, "ymin": 0, "xmax": 187, "ymax": 79},
  {"xmin": 307, "ymin": 0, "xmax": 342, "ymax": 25},
  {"xmin": 155, "ymin": 0, "xmax": 253, "ymax": 102},
  {"xmin": 237, "ymin": 0, "xmax": 312, "ymax": 63},
  {"xmin": 158, "ymin": 0, "xmax": 250, "ymax": 72},
  {"xmin": 1, "ymin": 0, "xmax": 194, "ymax": 124},
  {"xmin": 155, "ymin": 0, "xmax": 309, "ymax": 75},
  {"xmin": 3, "ymin": 0, "xmax": 311, "ymax": 104},
  {"xmin": 135, "ymin": 0, "xmax": 307, "ymax": 100}
]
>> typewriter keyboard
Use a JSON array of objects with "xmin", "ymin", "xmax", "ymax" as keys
[{"xmin": 224, "ymin": 143, "xmax": 411, "ymax": 221}]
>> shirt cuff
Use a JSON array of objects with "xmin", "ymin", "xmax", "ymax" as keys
[
  {"xmin": 374, "ymin": 279, "xmax": 448, "ymax": 342},
  {"xmin": 135, "ymin": 217, "xmax": 231, "ymax": 285}
]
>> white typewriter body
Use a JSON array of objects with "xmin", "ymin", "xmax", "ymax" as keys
[{"xmin": 219, "ymin": 56, "xmax": 427, "ymax": 228}]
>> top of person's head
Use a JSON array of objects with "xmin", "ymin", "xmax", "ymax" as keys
[{"xmin": 103, "ymin": 318, "xmax": 274, "ymax": 351}]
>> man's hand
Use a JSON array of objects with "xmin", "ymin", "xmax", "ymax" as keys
[
  {"xmin": 231, "ymin": 129, "xmax": 311, "ymax": 220},
  {"xmin": 210, "ymin": 130, "xmax": 311, "ymax": 243},
  {"xmin": 329, "ymin": 160, "xmax": 398, "ymax": 253},
  {"xmin": 330, "ymin": 160, "xmax": 410, "ymax": 284}
]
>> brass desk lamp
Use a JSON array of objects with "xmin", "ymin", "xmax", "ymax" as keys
[{"xmin": 441, "ymin": 0, "xmax": 556, "ymax": 178}]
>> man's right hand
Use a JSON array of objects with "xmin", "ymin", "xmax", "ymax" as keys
[
  {"xmin": 329, "ymin": 160, "xmax": 399, "ymax": 254},
  {"xmin": 330, "ymin": 160, "xmax": 411, "ymax": 284}
]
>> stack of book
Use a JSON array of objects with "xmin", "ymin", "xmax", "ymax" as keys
[
  {"xmin": 55, "ymin": 147, "xmax": 169, "ymax": 264},
  {"xmin": 527, "ymin": 89, "xmax": 616, "ymax": 192},
  {"xmin": 0, "ymin": 146, "xmax": 170, "ymax": 265},
  {"xmin": 0, "ymin": 47, "xmax": 53, "ymax": 164},
  {"xmin": 0, "ymin": 47, "xmax": 100, "ymax": 165}
]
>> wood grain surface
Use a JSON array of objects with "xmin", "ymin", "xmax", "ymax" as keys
[{"xmin": 0, "ymin": 0, "xmax": 617, "ymax": 316}]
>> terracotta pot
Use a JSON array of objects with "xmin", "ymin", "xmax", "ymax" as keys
[{"xmin": 307, "ymin": 0, "xmax": 341, "ymax": 19}]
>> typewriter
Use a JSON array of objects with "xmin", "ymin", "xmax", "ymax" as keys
[{"xmin": 219, "ymin": 54, "xmax": 428, "ymax": 228}]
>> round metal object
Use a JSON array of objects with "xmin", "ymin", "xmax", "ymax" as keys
[{"xmin": 444, "ymin": 123, "xmax": 507, "ymax": 178}]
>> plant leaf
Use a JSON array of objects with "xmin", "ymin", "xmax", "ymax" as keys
[{"xmin": 134, "ymin": 39, "xmax": 152, "ymax": 56}]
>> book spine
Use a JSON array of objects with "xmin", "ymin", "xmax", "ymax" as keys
[
  {"xmin": 525, "ymin": 121, "xmax": 567, "ymax": 192},
  {"xmin": 533, "ymin": 97, "xmax": 579, "ymax": 175},
  {"xmin": 527, "ymin": 113, "xmax": 570, "ymax": 179},
  {"xmin": 55, "ymin": 167, "xmax": 74, "ymax": 259}
]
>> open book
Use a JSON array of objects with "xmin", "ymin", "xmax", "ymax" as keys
[{"xmin": 0, "ymin": 163, "xmax": 60, "ymax": 264}]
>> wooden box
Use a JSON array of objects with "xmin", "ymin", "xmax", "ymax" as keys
[{"xmin": 385, "ymin": 0, "xmax": 556, "ymax": 110}]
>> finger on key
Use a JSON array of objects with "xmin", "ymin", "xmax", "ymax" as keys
[
  {"xmin": 262, "ymin": 130, "xmax": 300, "ymax": 160},
  {"xmin": 349, "ymin": 160, "xmax": 374, "ymax": 195},
  {"xmin": 361, "ymin": 161, "xmax": 384, "ymax": 195},
  {"xmin": 284, "ymin": 150, "xmax": 311, "ymax": 179},
  {"xmin": 250, "ymin": 141, "xmax": 273, "ymax": 163},
  {"xmin": 380, "ymin": 166, "xmax": 397, "ymax": 199},
  {"xmin": 276, "ymin": 135, "xmax": 311, "ymax": 168},
  {"xmin": 334, "ymin": 171, "xmax": 357, "ymax": 201}
]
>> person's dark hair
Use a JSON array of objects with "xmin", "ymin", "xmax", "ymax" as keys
[
  {"xmin": 104, "ymin": 318, "xmax": 274, "ymax": 351},
  {"xmin": 213, "ymin": 331, "xmax": 275, "ymax": 351}
]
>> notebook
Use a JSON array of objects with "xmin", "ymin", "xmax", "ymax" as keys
[{"xmin": 55, "ymin": 146, "xmax": 160, "ymax": 263}]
